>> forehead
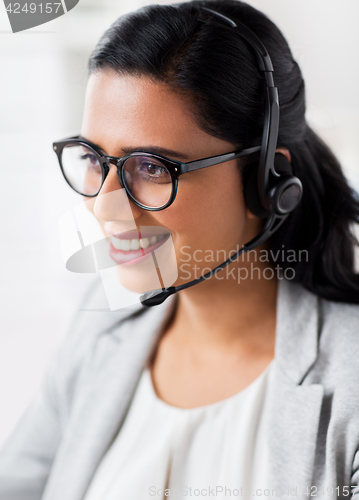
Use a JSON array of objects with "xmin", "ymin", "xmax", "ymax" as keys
[{"xmin": 81, "ymin": 70, "xmax": 204, "ymax": 154}]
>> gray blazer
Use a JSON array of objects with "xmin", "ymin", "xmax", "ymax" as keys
[{"xmin": 1, "ymin": 277, "xmax": 359, "ymax": 499}]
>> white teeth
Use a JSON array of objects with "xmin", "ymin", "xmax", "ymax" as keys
[
  {"xmin": 140, "ymin": 238, "xmax": 150, "ymax": 249},
  {"xmin": 110, "ymin": 234, "xmax": 168, "ymax": 251},
  {"xmin": 111, "ymin": 237, "xmax": 122, "ymax": 250},
  {"xmin": 120, "ymin": 239, "xmax": 131, "ymax": 251},
  {"xmin": 130, "ymin": 239, "xmax": 140, "ymax": 250}
]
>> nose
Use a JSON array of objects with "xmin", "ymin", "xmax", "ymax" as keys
[{"xmin": 93, "ymin": 165, "xmax": 140, "ymax": 222}]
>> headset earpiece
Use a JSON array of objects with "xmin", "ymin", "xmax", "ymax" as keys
[
  {"xmin": 243, "ymin": 153, "xmax": 303, "ymax": 218},
  {"xmin": 269, "ymin": 153, "xmax": 303, "ymax": 215}
]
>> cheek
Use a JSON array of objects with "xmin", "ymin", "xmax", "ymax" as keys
[{"xmin": 157, "ymin": 166, "xmax": 247, "ymax": 251}]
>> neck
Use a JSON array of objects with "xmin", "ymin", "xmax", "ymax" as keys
[{"xmin": 166, "ymin": 258, "xmax": 278, "ymax": 355}]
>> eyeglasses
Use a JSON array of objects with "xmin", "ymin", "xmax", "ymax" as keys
[{"xmin": 52, "ymin": 135, "xmax": 261, "ymax": 211}]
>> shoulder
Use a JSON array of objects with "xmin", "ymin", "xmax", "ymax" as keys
[
  {"xmin": 46, "ymin": 278, "xmax": 148, "ymax": 413},
  {"xmin": 321, "ymin": 296, "xmax": 359, "ymax": 330},
  {"xmin": 320, "ymin": 295, "xmax": 359, "ymax": 348},
  {"xmin": 52, "ymin": 277, "xmax": 175, "ymax": 383},
  {"xmin": 314, "ymin": 292, "xmax": 359, "ymax": 391},
  {"xmin": 63, "ymin": 277, "xmax": 146, "ymax": 353},
  {"xmin": 282, "ymin": 278, "xmax": 359, "ymax": 341},
  {"xmin": 278, "ymin": 278, "xmax": 359, "ymax": 388}
]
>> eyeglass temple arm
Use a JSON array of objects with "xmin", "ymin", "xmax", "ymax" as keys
[{"xmin": 180, "ymin": 145, "xmax": 261, "ymax": 174}]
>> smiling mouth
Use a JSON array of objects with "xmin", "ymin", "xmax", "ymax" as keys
[
  {"xmin": 110, "ymin": 233, "xmax": 168, "ymax": 251},
  {"xmin": 108, "ymin": 230, "xmax": 171, "ymax": 266}
]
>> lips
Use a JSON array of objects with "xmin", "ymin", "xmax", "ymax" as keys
[
  {"xmin": 108, "ymin": 229, "xmax": 170, "ymax": 266},
  {"xmin": 110, "ymin": 233, "xmax": 168, "ymax": 251}
]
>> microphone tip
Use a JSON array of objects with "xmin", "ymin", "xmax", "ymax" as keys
[{"xmin": 140, "ymin": 287, "xmax": 176, "ymax": 307}]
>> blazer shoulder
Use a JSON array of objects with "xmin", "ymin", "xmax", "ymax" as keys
[
  {"xmin": 321, "ymin": 297, "xmax": 359, "ymax": 335},
  {"xmin": 317, "ymin": 295, "xmax": 359, "ymax": 385},
  {"xmin": 49, "ymin": 277, "xmax": 146, "ymax": 382},
  {"xmin": 43, "ymin": 278, "xmax": 148, "ymax": 421},
  {"xmin": 64, "ymin": 277, "xmax": 145, "ymax": 355}
]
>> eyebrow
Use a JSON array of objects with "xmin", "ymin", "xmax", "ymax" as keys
[{"xmin": 79, "ymin": 135, "xmax": 191, "ymax": 161}]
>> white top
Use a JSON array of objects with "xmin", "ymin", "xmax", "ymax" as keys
[{"xmin": 84, "ymin": 360, "xmax": 274, "ymax": 500}]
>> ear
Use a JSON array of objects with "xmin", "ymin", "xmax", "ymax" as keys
[
  {"xmin": 245, "ymin": 206, "xmax": 259, "ymax": 219},
  {"xmin": 245, "ymin": 147, "xmax": 292, "ymax": 219},
  {"xmin": 275, "ymin": 147, "xmax": 291, "ymax": 163}
]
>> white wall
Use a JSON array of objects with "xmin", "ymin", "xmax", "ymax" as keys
[{"xmin": 0, "ymin": 0, "xmax": 358, "ymax": 447}]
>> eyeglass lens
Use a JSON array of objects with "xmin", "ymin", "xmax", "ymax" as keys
[
  {"xmin": 62, "ymin": 144, "xmax": 102, "ymax": 196},
  {"xmin": 61, "ymin": 144, "xmax": 173, "ymax": 208}
]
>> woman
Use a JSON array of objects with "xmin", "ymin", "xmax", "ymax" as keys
[{"xmin": 1, "ymin": 1, "xmax": 359, "ymax": 499}]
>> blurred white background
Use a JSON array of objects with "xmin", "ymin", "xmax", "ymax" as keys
[{"xmin": 0, "ymin": 0, "xmax": 358, "ymax": 447}]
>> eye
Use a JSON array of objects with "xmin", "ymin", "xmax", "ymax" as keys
[
  {"xmin": 123, "ymin": 155, "xmax": 172, "ymax": 187},
  {"xmin": 140, "ymin": 160, "xmax": 167, "ymax": 177},
  {"xmin": 79, "ymin": 152, "xmax": 102, "ymax": 174},
  {"xmin": 80, "ymin": 153, "xmax": 98, "ymax": 165}
]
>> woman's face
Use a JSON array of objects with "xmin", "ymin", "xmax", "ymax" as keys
[{"xmin": 80, "ymin": 70, "xmax": 262, "ymax": 294}]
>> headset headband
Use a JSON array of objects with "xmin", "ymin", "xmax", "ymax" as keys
[{"xmin": 201, "ymin": 7, "xmax": 280, "ymax": 214}]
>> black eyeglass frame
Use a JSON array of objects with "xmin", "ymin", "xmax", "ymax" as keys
[{"xmin": 53, "ymin": 135, "xmax": 261, "ymax": 212}]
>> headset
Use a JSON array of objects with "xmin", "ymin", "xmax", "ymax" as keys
[{"xmin": 140, "ymin": 7, "xmax": 303, "ymax": 307}]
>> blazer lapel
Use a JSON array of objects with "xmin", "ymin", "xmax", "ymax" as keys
[
  {"xmin": 42, "ymin": 294, "xmax": 178, "ymax": 500},
  {"xmin": 266, "ymin": 279, "xmax": 324, "ymax": 497}
]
